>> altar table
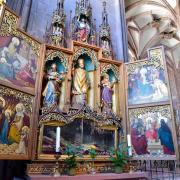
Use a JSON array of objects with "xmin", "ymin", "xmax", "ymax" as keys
[{"xmin": 30, "ymin": 172, "xmax": 149, "ymax": 180}]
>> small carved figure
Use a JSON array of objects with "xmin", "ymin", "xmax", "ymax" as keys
[
  {"xmin": 102, "ymin": 39, "xmax": 110, "ymax": 58},
  {"xmin": 77, "ymin": 18, "xmax": 90, "ymax": 43},
  {"xmin": 43, "ymin": 63, "xmax": 65, "ymax": 107},
  {"xmin": 52, "ymin": 26, "xmax": 64, "ymax": 45},
  {"xmin": 100, "ymin": 73, "xmax": 114, "ymax": 113}
]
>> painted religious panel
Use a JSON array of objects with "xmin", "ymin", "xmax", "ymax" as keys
[
  {"xmin": 40, "ymin": 119, "xmax": 116, "ymax": 156},
  {"xmin": 0, "ymin": 35, "xmax": 39, "ymax": 91},
  {"xmin": 0, "ymin": 85, "xmax": 33, "ymax": 159},
  {"xmin": 129, "ymin": 105, "xmax": 176, "ymax": 159},
  {"xmin": 126, "ymin": 59, "xmax": 169, "ymax": 105},
  {"xmin": 0, "ymin": 8, "xmax": 40, "ymax": 94}
]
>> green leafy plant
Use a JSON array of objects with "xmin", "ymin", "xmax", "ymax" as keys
[
  {"xmin": 89, "ymin": 148, "xmax": 97, "ymax": 160},
  {"xmin": 109, "ymin": 142, "xmax": 129, "ymax": 173},
  {"xmin": 64, "ymin": 144, "xmax": 83, "ymax": 175},
  {"xmin": 89, "ymin": 147, "xmax": 97, "ymax": 174},
  {"xmin": 64, "ymin": 154, "xmax": 77, "ymax": 169}
]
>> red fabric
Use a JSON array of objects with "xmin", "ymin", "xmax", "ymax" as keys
[
  {"xmin": 145, "ymin": 129, "xmax": 157, "ymax": 140},
  {"xmin": 79, "ymin": 28, "xmax": 87, "ymax": 41},
  {"xmin": 131, "ymin": 128, "xmax": 149, "ymax": 155},
  {"xmin": 16, "ymin": 64, "xmax": 35, "ymax": 85},
  {"xmin": 0, "ymin": 36, "xmax": 11, "ymax": 48},
  {"xmin": 163, "ymin": 146, "xmax": 175, "ymax": 155}
]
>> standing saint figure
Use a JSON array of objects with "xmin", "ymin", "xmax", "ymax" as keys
[
  {"xmin": 43, "ymin": 63, "xmax": 65, "ymax": 107},
  {"xmin": 77, "ymin": 18, "xmax": 90, "ymax": 43},
  {"xmin": 158, "ymin": 119, "xmax": 174, "ymax": 155},
  {"xmin": 100, "ymin": 73, "xmax": 114, "ymax": 113},
  {"xmin": 72, "ymin": 58, "xmax": 90, "ymax": 107}
]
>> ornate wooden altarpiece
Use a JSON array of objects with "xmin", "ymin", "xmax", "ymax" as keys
[{"xmin": 0, "ymin": 1, "xmax": 179, "ymax": 175}]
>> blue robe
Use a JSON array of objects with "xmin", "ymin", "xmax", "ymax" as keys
[
  {"xmin": 0, "ymin": 118, "xmax": 9, "ymax": 144},
  {"xmin": 158, "ymin": 120, "xmax": 174, "ymax": 153}
]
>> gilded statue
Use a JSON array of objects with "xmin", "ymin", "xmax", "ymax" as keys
[
  {"xmin": 43, "ymin": 63, "xmax": 65, "ymax": 107},
  {"xmin": 72, "ymin": 58, "xmax": 90, "ymax": 107}
]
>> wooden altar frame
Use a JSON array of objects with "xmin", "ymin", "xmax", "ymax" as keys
[
  {"xmin": 0, "ymin": 4, "xmax": 125, "ymax": 163},
  {"xmin": 0, "ymin": 4, "xmax": 43, "ymax": 160},
  {"xmin": 33, "ymin": 40, "xmax": 124, "ymax": 162}
]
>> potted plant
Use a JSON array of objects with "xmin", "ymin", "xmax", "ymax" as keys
[
  {"xmin": 89, "ymin": 147, "xmax": 97, "ymax": 174},
  {"xmin": 109, "ymin": 142, "xmax": 129, "ymax": 173},
  {"xmin": 64, "ymin": 144, "xmax": 83, "ymax": 176}
]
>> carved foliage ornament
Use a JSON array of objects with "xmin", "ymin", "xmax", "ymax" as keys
[
  {"xmin": 73, "ymin": 48, "xmax": 98, "ymax": 68},
  {"xmin": 0, "ymin": 9, "xmax": 40, "ymax": 56},
  {"xmin": 148, "ymin": 47, "xmax": 164, "ymax": 62},
  {"xmin": 40, "ymin": 105, "xmax": 121, "ymax": 128},
  {"xmin": 40, "ymin": 112, "xmax": 67, "ymax": 124},
  {"xmin": 0, "ymin": 85, "xmax": 33, "ymax": 113},
  {"xmin": 126, "ymin": 58, "xmax": 164, "ymax": 75},
  {"xmin": 45, "ymin": 51, "xmax": 68, "ymax": 72},
  {"xmin": 101, "ymin": 64, "xmax": 120, "ymax": 82},
  {"xmin": 75, "ymin": 0, "xmax": 92, "ymax": 19},
  {"xmin": 129, "ymin": 105, "xmax": 171, "ymax": 120}
]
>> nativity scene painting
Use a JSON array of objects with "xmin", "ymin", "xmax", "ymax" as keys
[
  {"xmin": 0, "ymin": 85, "xmax": 33, "ymax": 158},
  {"xmin": 127, "ymin": 61, "xmax": 169, "ymax": 106},
  {"xmin": 0, "ymin": 35, "xmax": 38, "ymax": 92},
  {"xmin": 129, "ymin": 105, "xmax": 175, "ymax": 158}
]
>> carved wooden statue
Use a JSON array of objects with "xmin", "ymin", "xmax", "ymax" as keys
[
  {"xmin": 100, "ymin": 73, "xmax": 114, "ymax": 114},
  {"xmin": 72, "ymin": 58, "xmax": 90, "ymax": 107},
  {"xmin": 43, "ymin": 63, "xmax": 65, "ymax": 107}
]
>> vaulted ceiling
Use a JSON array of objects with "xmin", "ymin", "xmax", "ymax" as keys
[{"xmin": 125, "ymin": 0, "xmax": 180, "ymax": 68}]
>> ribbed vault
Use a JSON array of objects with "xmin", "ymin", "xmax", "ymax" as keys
[{"xmin": 125, "ymin": 0, "xmax": 180, "ymax": 69}]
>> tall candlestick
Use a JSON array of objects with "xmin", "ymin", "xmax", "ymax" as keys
[
  {"xmin": 127, "ymin": 134, "xmax": 131, "ymax": 147},
  {"xmin": 56, "ymin": 127, "xmax": 61, "ymax": 153}
]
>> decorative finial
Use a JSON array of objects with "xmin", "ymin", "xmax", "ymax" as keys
[
  {"xmin": 103, "ymin": 1, "xmax": 106, "ymax": 8},
  {"xmin": 46, "ymin": 0, "xmax": 66, "ymax": 46},
  {"xmin": 99, "ymin": 1, "xmax": 112, "ymax": 58}
]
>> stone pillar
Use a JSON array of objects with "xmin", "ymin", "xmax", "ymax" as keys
[{"xmin": 119, "ymin": 0, "xmax": 128, "ymax": 62}]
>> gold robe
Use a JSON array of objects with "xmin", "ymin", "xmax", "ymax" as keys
[{"xmin": 72, "ymin": 68, "xmax": 89, "ymax": 105}]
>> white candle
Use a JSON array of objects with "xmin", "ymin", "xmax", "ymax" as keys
[
  {"xmin": 56, "ymin": 127, "xmax": 61, "ymax": 152},
  {"xmin": 127, "ymin": 134, "xmax": 131, "ymax": 147},
  {"xmin": 128, "ymin": 147, "xmax": 133, "ymax": 156}
]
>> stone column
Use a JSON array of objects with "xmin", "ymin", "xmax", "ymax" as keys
[{"xmin": 119, "ymin": 0, "xmax": 128, "ymax": 62}]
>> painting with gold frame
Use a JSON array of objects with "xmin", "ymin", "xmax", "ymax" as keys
[
  {"xmin": 126, "ymin": 58, "xmax": 169, "ymax": 106},
  {"xmin": 129, "ymin": 105, "xmax": 177, "ymax": 160},
  {"xmin": 0, "ymin": 85, "xmax": 34, "ymax": 159},
  {"xmin": 0, "ymin": 7, "xmax": 41, "ymax": 94},
  {"xmin": 38, "ymin": 119, "xmax": 117, "ymax": 160}
]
